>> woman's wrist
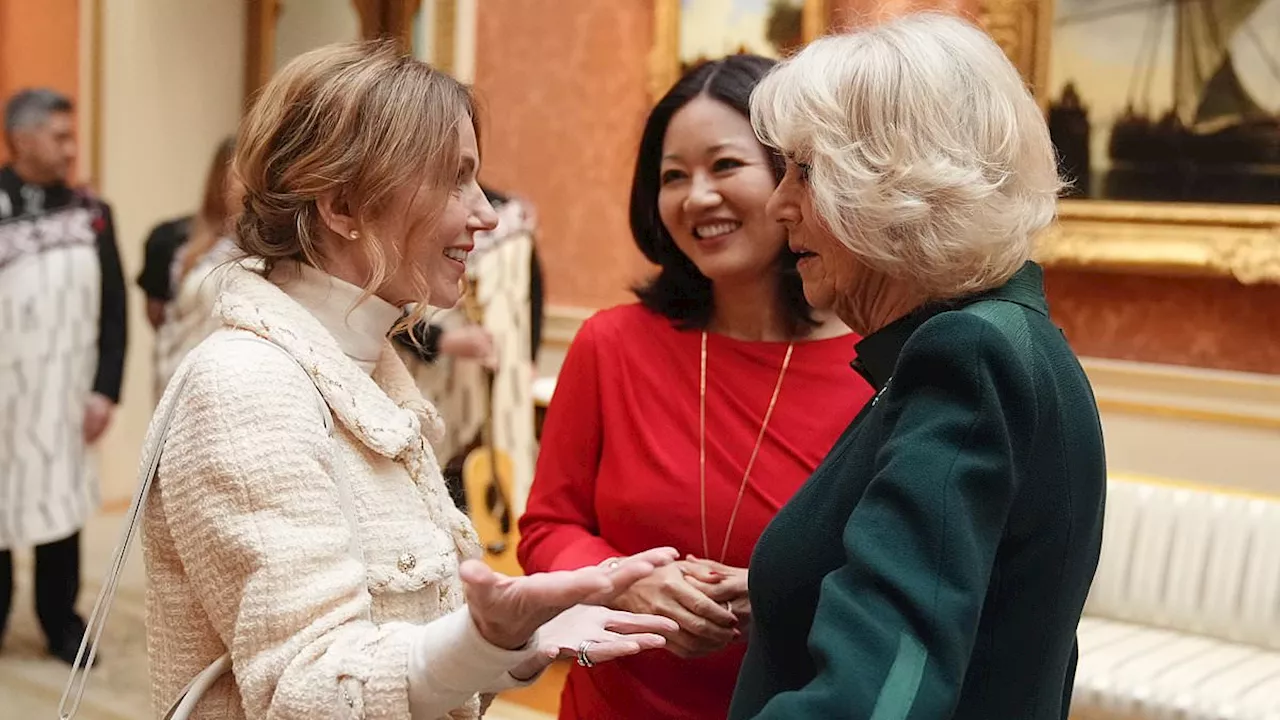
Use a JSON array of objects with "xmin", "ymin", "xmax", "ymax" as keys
[
  {"xmin": 469, "ymin": 607, "xmax": 533, "ymax": 651},
  {"xmin": 508, "ymin": 656, "xmax": 550, "ymax": 683}
]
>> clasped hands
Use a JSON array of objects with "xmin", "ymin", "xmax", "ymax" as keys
[
  {"xmin": 460, "ymin": 548, "xmax": 681, "ymax": 680},
  {"xmin": 609, "ymin": 555, "xmax": 750, "ymax": 659}
]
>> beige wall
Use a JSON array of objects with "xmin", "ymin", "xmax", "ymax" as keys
[
  {"xmin": 273, "ymin": 0, "xmax": 360, "ymax": 71},
  {"xmin": 96, "ymin": 0, "xmax": 246, "ymax": 504}
]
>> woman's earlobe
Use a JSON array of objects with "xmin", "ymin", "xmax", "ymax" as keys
[{"xmin": 315, "ymin": 191, "xmax": 359, "ymax": 240}]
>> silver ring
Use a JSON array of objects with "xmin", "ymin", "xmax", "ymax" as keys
[
  {"xmin": 724, "ymin": 601, "xmax": 733, "ymax": 614},
  {"xmin": 576, "ymin": 640, "xmax": 595, "ymax": 668}
]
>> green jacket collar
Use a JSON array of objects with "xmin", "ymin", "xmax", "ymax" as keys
[{"xmin": 851, "ymin": 261, "xmax": 1049, "ymax": 390}]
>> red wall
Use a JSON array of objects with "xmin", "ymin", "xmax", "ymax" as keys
[{"xmin": 0, "ymin": 0, "xmax": 81, "ymax": 167}]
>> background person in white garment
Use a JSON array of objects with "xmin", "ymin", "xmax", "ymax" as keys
[{"xmin": 0, "ymin": 88, "xmax": 128, "ymax": 666}]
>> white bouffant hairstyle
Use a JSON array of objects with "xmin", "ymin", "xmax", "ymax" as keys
[{"xmin": 751, "ymin": 12, "xmax": 1062, "ymax": 298}]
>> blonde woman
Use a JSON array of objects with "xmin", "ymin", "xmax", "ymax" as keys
[
  {"xmin": 142, "ymin": 41, "xmax": 677, "ymax": 719},
  {"xmin": 729, "ymin": 14, "xmax": 1105, "ymax": 719}
]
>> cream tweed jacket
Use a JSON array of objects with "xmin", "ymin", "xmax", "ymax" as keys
[{"xmin": 142, "ymin": 265, "xmax": 489, "ymax": 720}]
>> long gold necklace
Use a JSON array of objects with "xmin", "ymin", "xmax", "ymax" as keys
[{"xmin": 699, "ymin": 331, "xmax": 794, "ymax": 563}]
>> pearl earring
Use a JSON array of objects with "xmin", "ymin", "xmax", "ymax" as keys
[{"xmin": 349, "ymin": 230, "xmax": 360, "ymax": 240}]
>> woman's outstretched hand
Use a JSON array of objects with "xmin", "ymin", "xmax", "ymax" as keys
[
  {"xmin": 462, "ymin": 547, "xmax": 679, "ymax": 652},
  {"xmin": 507, "ymin": 605, "xmax": 679, "ymax": 681}
]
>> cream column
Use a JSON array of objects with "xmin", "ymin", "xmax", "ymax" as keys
[{"xmin": 95, "ymin": 0, "xmax": 246, "ymax": 504}]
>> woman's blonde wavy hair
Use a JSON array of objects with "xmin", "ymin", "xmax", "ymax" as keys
[
  {"xmin": 751, "ymin": 12, "xmax": 1062, "ymax": 299},
  {"xmin": 233, "ymin": 39, "xmax": 475, "ymax": 330}
]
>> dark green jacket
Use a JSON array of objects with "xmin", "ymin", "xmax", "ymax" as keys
[{"xmin": 729, "ymin": 262, "xmax": 1105, "ymax": 720}]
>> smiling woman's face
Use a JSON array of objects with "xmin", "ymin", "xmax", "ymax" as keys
[
  {"xmin": 656, "ymin": 95, "xmax": 786, "ymax": 287},
  {"xmin": 370, "ymin": 120, "xmax": 497, "ymax": 308}
]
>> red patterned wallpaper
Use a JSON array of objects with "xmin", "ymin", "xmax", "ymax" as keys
[
  {"xmin": 473, "ymin": 0, "xmax": 653, "ymax": 310},
  {"xmin": 1045, "ymin": 270, "xmax": 1280, "ymax": 374}
]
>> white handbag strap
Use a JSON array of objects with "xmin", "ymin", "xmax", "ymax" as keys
[{"xmin": 59, "ymin": 335, "xmax": 364, "ymax": 720}]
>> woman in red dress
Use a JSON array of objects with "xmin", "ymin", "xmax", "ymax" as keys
[{"xmin": 517, "ymin": 55, "xmax": 874, "ymax": 720}]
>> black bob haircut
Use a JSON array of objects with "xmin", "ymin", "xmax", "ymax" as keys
[{"xmin": 629, "ymin": 54, "xmax": 815, "ymax": 334}]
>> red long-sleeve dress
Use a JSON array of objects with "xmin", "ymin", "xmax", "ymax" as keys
[{"xmin": 518, "ymin": 304, "xmax": 873, "ymax": 720}]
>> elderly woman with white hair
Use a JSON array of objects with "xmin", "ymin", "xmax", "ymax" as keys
[{"xmin": 728, "ymin": 13, "xmax": 1106, "ymax": 720}]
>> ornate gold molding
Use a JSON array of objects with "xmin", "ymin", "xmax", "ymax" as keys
[
  {"xmin": 975, "ymin": 0, "xmax": 1052, "ymax": 99},
  {"xmin": 1040, "ymin": 202, "xmax": 1280, "ymax": 284},
  {"xmin": 649, "ymin": 0, "xmax": 829, "ymax": 100},
  {"xmin": 802, "ymin": 0, "xmax": 829, "ymax": 41},
  {"xmin": 649, "ymin": 0, "xmax": 682, "ymax": 100},
  {"xmin": 976, "ymin": 0, "xmax": 1280, "ymax": 284}
]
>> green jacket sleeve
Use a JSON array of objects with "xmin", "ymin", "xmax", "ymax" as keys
[{"xmin": 754, "ymin": 312, "xmax": 1036, "ymax": 719}]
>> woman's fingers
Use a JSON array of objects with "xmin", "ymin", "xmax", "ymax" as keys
[
  {"xmin": 630, "ymin": 547, "xmax": 680, "ymax": 567},
  {"xmin": 602, "ymin": 611, "xmax": 680, "ymax": 635},
  {"xmin": 677, "ymin": 560, "xmax": 722, "ymax": 584},
  {"xmin": 665, "ymin": 597, "xmax": 737, "ymax": 640},
  {"xmin": 669, "ymin": 578, "xmax": 737, "ymax": 627},
  {"xmin": 664, "ymin": 629, "xmax": 729, "ymax": 659},
  {"xmin": 516, "ymin": 566, "xmax": 615, "ymax": 608},
  {"xmin": 684, "ymin": 555, "xmax": 737, "ymax": 574},
  {"xmin": 596, "ymin": 547, "xmax": 681, "ymax": 598},
  {"xmin": 594, "ymin": 560, "xmax": 656, "ymax": 600},
  {"xmin": 637, "ymin": 594, "xmax": 718, "ymax": 642},
  {"xmin": 685, "ymin": 576, "xmax": 735, "ymax": 601},
  {"xmin": 459, "ymin": 558, "xmax": 500, "ymax": 588},
  {"xmin": 576, "ymin": 639, "xmax": 642, "ymax": 664}
]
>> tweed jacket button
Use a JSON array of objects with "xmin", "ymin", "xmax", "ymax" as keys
[{"xmin": 397, "ymin": 552, "xmax": 417, "ymax": 573}]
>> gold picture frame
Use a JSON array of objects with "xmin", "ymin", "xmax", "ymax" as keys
[
  {"xmin": 976, "ymin": 0, "xmax": 1280, "ymax": 284},
  {"xmin": 649, "ymin": 0, "xmax": 829, "ymax": 99}
]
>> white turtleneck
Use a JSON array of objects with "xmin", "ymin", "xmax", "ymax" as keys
[
  {"xmin": 270, "ymin": 259, "xmax": 541, "ymax": 716},
  {"xmin": 271, "ymin": 260, "xmax": 403, "ymax": 374}
]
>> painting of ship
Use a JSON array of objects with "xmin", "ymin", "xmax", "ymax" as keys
[{"xmin": 1047, "ymin": 0, "xmax": 1280, "ymax": 204}]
